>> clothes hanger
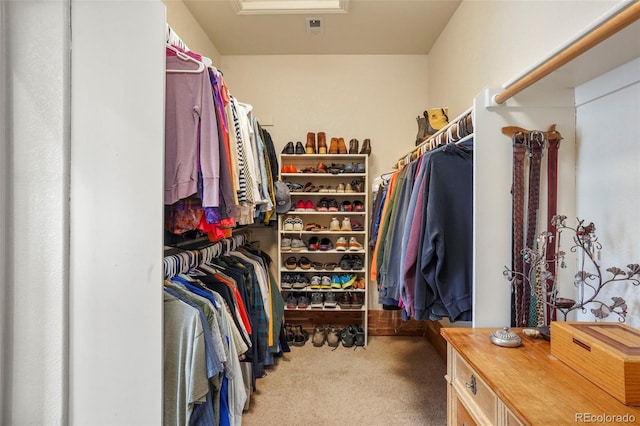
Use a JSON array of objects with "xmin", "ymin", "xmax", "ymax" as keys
[{"xmin": 166, "ymin": 44, "xmax": 205, "ymax": 74}]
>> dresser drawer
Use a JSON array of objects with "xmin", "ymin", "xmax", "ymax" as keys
[{"xmin": 451, "ymin": 350, "xmax": 497, "ymax": 424}]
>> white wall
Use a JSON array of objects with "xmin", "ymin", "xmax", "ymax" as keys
[
  {"xmin": 70, "ymin": 1, "xmax": 165, "ymax": 424},
  {"xmin": 575, "ymin": 59, "xmax": 640, "ymax": 328},
  {"xmin": 428, "ymin": 0, "xmax": 619, "ymax": 117},
  {"xmin": 220, "ymin": 54, "xmax": 429, "ymax": 308},
  {"xmin": 2, "ymin": 1, "xmax": 70, "ymax": 423}
]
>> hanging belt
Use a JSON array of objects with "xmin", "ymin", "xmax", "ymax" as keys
[
  {"xmin": 523, "ymin": 131, "xmax": 545, "ymax": 326},
  {"xmin": 545, "ymin": 129, "xmax": 562, "ymax": 323},
  {"xmin": 512, "ymin": 133, "xmax": 527, "ymax": 327}
]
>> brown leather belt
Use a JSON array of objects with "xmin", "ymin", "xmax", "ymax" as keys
[
  {"xmin": 524, "ymin": 131, "xmax": 544, "ymax": 326},
  {"xmin": 545, "ymin": 130, "xmax": 562, "ymax": 322},
  {"xmin": 512, "ymin": 133, "xmax": 527, "ymax": 327}
]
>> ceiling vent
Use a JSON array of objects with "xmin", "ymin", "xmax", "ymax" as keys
[{"xmin": 306, "ymin": 18, "xmax": 323, "ymax": 35}]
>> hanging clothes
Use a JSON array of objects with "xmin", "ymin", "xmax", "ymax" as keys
[
  {"xmin": 162, "ymin": 238, "xmax": 287, "ymax": 426},
  {"xmin": 372, "ymin": 140, "xmax": 473, "ymax": 322}
]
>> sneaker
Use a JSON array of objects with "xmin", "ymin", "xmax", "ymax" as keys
[
  {"xmin": 340, "ymin": 325, "xmax": 356, "ymax": 347},
  {"xmin": 335, "ymin": 237, "xmax": 347, "ymax": 251},
  {"xmin": 352, "ymin": 200, "xmax": 364, "ymax": 212},
  {"xmin": 321, "ymin": 275, "xmax": 332, "ymax": 289},
  {"xmin": 336, "ymin": 183, "xmax": 346, "ymax": 193},
  {"xmin": 281, "ymin": 237, "xmax": 292, "ymax": 251},
  {"xmin": 329, "ymin": 217, "xmax": 340, "ymax": 231},
  {"xmin": 341, "ymin": 217, "xmax": 352, "ymax": 231},
  {"xmin": 307, "ymin": 236, "xmax": 319, "ymax": 251},
  {"xmin": 286, "ymin": 294, "xmax": 297, "ymax": 309},
  {"xmin": 319, "ymin": 238, "xmax": 333, "ymax": 251},
  {"xmin": 294, "ymin": 200, "xmax": 306, "ymax": 211},
  {"xmin": 316, "ymin": 198, "xmax": 329, "ymax": 212},
  {"xmin": 326, "ymin": 325, "xmax": 342, "ymax": 348},
  {"xmin": 312, "ymin": 324, "xmax": 327, "ymax": 346},
  {"xmin": 324, "ymin": 291, "xmax": 337, "ymax": 308},
  {"xmin": 344, "ymin": 183, "xmax": 355, "ymax": 193},
  {"xmin": 341, "ymin": 274, "xmax": 357, "ymax": 289},
  {"xmin": 297, "ymin": 295, "xmax": 309, "ymax": 309},
  {"xmin": 292, "ymin": 274, "xmax": 309, "ymax": 289},
  {"xmin": 290, "ymin": 238, "xmax": 306, "ymax": 251},
  {"xmin": 283, "ymin": 217, "xmax": 295, "ymax": 231},
  {"xmin": 348, "ymin": 237, "xmax": 363, "ymax": 251},
  {"xmin": 331, "ymin": 275, "xmax": 342, "ymax": 289},
  {"xmin": 292, "ymin": 216, "xmax": 304, "ymax": 231},
  {"xmin": 281, "ymin": 274, "xmax": 293, "ymax": 289},
  {"xmin": 328, "ymin": 199, "xmax": 339, "ymax": 212},
  {"xmin": 310, "ymin": 275, "xmax": 322, "ymax": 289},
  {"xmin": 304, "ymin": 200, "xmax": 315, "ymax": 212},
  {"xmin": 310, "ymin": 292, "xmax": 324, "ymax": 308},
  {"xmin": 340, "ymin": 200, "xmax": 352, "ymax": 211}
]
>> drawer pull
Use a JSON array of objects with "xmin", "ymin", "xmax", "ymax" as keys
[{"xmin": 465, "ymin": 374, "xmax": 477, "ymax": 395}]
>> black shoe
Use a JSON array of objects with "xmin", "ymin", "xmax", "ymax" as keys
[
  {"xmin": 295, "ymin": 141, "xmax": 305, "ymax": 154},
  {"xmin": 282, "ymin": 141, "xmax": 295, "ymax": 154}
]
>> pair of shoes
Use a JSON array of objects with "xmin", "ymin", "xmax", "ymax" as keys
[
  {"xmin": 281, "ymin": 164, "xmax": 297, "ymax": 173},
  {"xmin": 328, "ymin": 137, "xmax": 347, "ymax": 154},
  {"xmin": 339, "ymin": 254, "xmax": 363, "ymax": 270},
  {"xmin": 351, "ymin": 293, "xmax": 364, "ymax": 309},
  {"xmin": 324, "ymin": 291, "xmax": 337, "ymax": 307},
  {"xmin": 306, "ymin": 132, "xmax": 316, "ymax": 154},
  {"xmin": 350, "ymin": 179, "xmax": 364, "ymax": 193},
  {"xmin": 330, "ymin": 217, "xmax": 351, "ymax": 232},
  {"xmin": 350, "ymin": 220, "xmax": 364, "ymax": 231},
  {"xmin": 294, "ymin": 200, "xmax": 315, "ymax": 212},
  {"xmin": 283, "ymin": 216, "xmax": 304, "ymax": 231},
  {"xmin": 336, "ymin": 183, "xmax": 355, "ymax": 193}
]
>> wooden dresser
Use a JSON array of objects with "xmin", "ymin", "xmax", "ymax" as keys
[{"xmin": 441, "ymin": 327, "xmax": 640, "ymax": 425}]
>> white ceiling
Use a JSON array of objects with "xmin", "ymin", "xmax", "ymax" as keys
[{"xmin": 182, "ymin": 0, "xmax": 462, "ymax": 55}]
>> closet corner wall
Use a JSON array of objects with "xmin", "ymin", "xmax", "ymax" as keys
[{"xmin": 471, "ymin": 0, "xmax": 640, "ymax": 327}]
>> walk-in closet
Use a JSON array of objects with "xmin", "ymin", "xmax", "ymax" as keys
[{"xmin": 2, "ymin": 0, "xmax": 639, "ymax": 425}]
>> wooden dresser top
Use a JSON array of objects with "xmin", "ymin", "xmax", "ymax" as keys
[{"xmin": 441, "ymin": 327, "xmax": 640, "ymax": 425}]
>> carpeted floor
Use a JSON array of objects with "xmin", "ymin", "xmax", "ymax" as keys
[{"xmin": 242, "ymin": 335, "xmax": 447, "ymax": 426}]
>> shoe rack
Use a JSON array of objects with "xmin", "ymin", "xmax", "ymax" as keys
[{"xmin": 278, "ymin": 142, "xmax": 369, "ymax": 346}]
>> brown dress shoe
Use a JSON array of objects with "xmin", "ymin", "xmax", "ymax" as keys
[
  {"xmin": 359, "ymin": 138, "xmax": 371, "ymax": 155},
  {"xmin": 337, "ymin": 137, "xmax": 347, "ymax": 154},
  {"xmin": 317, "ymin": 132, "xmax": 327, "ymax": 154},
  {"xmin": 306, "ymin": 132, "xmax": 316, "ymax": 154},
  {"xmin": 348, "ymin": 138, "xmax": 359, "ymax": 154},
  {"xmin": 329, "ymin": 137, "xmax": 339, "ymax": 154}
]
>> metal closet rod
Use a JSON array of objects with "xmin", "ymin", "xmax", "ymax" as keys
[{"xmin": 493, "ymin": 1, "xmax": 640, "ymax": 105}]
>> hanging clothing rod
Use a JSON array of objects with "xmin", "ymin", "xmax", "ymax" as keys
[{"xmin": 493, "ymin": 0, "xmax": 640, "ymax": 105}]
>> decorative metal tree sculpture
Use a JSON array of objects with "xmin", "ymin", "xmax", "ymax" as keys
[{"xmin": 504, "ymin": 215, "xmax": 640, "ymax": 327}]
